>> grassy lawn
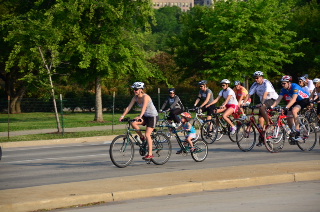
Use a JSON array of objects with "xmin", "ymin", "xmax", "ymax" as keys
[
  {"xmin": 0, "ymin": 112, "xmax": 140, "ymax": 142},
  {"xmin": 0, "ymin": 112, "xmax": 139, "ymax": 131}
]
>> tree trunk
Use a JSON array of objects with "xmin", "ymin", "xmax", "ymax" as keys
[
  {"xmin": 94, "ymin": 76, "xmax": 104, "ymax": 122},
  {"xmin": 9, "ymin": 86, "xmax": 26, "ymax": 114}
]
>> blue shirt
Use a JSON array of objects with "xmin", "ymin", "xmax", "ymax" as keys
[{"xmin": 280, "ymin": 83, "xmax": 309, "ymax": 101}]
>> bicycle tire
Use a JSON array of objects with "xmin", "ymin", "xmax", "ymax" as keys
[
  {"xmin": 306, "ymin": 110, "xmax": 320, "ymax": 132},
  {"xmin": 296, "ymin": 117, "xmax": 317, "ymax": 151},
  {"xmin": 151, "ymin": 132, "xmax": 172, "ymax": 165},
  {"xmin": 228, "ymin": 118, "xmax": 243, "ymax": 142},
  {"xmin": 201, "ymin": 120, "xmax": 218, "ymax": 144},
  {"xmin": 236, "ymin": 122, "xmax": 256, "ymax": 152},
  {"xmin": 109, "ymin": 135, "xmax": 134, "ymax": 168},
  {"xmin": 264, "ymin": 124, "xmax": 284, "ymax": 153},
  {"xmin": 191, "ymin": 140, "xmax": 208, "ymax": 162}
]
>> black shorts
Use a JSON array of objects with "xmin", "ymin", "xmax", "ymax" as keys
[
  {"xmin": 201, "ymin": 104, "xmax": 216, "ymax": 116},
  {"xmin": 289, "ymin": 98, "xmax": 310, "ymax": 111},
  {"xmin": 142, "ymin": 115, "xmax": 159, "ymax": 128}
]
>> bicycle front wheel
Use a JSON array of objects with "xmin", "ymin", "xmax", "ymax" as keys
[
  {"xmin": 191, "ymin": 140, "xmax": 208, "ymax": 162},
  {"xmin": 236, "ymin": 123, "xmax": 256, "ymax": 152},
  {"xmin": 151, "ymin": 132, "xmax": 172, "ymax": 165},
  {"xmin": 109, "ymin": 135, "xmax": 134, "ymax": 168},
  {"xmin": 201, "ymin": 120, "xmax": 218, "ymax": 144},
  {"xmin": 296, "ymin": 117, "xmax": 317, "ymax": 151},
  {"xmin": 264, "ymin": 124, "xmax": 284, "ymax": 153},
  {"xmin": 228, "ymin": 119, "xmax": 243, "ymax": 142}
]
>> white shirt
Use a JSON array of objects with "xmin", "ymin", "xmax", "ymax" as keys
[
  {"xmin": 307, "ymin": 79, "xmax": 315, "ymax": 93},
  {"xmin": 218, "ymin": 87, "xmax": 238, "ymax": 105},
  {"xmin": 249, "ymin": 79, "xmax": 279, "ymax": 102}
]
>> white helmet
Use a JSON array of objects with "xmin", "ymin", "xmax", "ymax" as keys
[
  {"xmin": 253, "ymin": 71, "xmax": 264, "ymax": 77},
  {"xmin": 131, "ymin": 82, "xmax": 145, "ymax": 89},
  {"xmin": 299, "ymin": 76, "xmax": 307, "ymax": 82},
  {"xmin": 234, "ymin": 81, "xmax": 241, "ymax": 85},
  {"xmin": 220, "ymin": 79, "xmax": 230, "ymax": 84},
  {"xmin": 313, "ymin": 78, "xmax": 320, "ymax": 83}
]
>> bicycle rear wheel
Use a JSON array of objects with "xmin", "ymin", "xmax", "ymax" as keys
[
  {"xmin": 109, "ymin": 135, "xmax": 134, "ymax": 168},
  {"xmin": 264, "ymin": 124, "xmax": 284, "ymax": 153},
  {"xmin": 191, "ymin": 140, "xmax": 208, "ymax": 162},
  {"xmin": 296, "ymin": 117, "xmax": 317, "ymax": 151},
  {"xmin": 201, "ymin": 120, "xmax": 218, "ymax": 144},
  {"xmin": 151, "ymin": 132, "xmax": 172, "ymax": 165},
  {"xmin": 236, "ymin": 123, "xmax": 256, "ymax": 152},
  {"xmin": 305, "ymin": 110, "xmax": 320, "ymax": 132}
]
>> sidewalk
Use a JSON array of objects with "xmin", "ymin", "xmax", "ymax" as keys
[
  {"xmin": 0, "ymin": 160, "xmax": 319, "ymax": 212},
  {"xmin": 0, "ymin": 124, "xmax": 127, "ymax": 137}
]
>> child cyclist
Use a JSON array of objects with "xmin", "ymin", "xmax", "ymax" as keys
[
  {"xmin": 206, "ymin": 79, "xmax": 239, "ymax": 135},
  {"xmin": 176, "ymin": 112, "xmax": 197, "ymax": 154}
]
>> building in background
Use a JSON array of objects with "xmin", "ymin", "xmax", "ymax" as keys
[
  {"xmin": 152, "ymin": 0, "xmax": 194, "ymax": 11},
  {"xmin": 194, "ymin": 0, "xmax": 213, "ymax": 6}
]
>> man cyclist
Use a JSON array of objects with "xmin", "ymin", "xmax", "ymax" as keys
[
  {"xmin": 270, "ymin": 75, "xmax": 310, "ymax": 142},
  {"xmin": 243, "ymin": 71, "xmax": 279, "ymax": 131},
  {"xmin": 193, "ymin": 80, "xmax": 215, "ymax": 120}
]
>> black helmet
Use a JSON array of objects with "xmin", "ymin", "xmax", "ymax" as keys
[
  {"xmin": 198, "ymin": 80, "xmax": 208, "ymax": 85},
  {"xmin": 168, "ymin": 88, "xmax": 175, "ymax": 93}
]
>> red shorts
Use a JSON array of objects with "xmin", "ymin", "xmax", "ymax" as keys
[{"xmin": 226, "ymin": 104, "xmax": 239, "ymax": 114}]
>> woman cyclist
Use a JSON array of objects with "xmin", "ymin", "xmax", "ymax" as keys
[
  {"xmin": 119, "ymin": 82, "xmax": 159, "ymax": 160},
  {"xmin": 206, "ymin": 79, "xmax": 239, "ymax": 135},
  {"xmin": 160, "ymin": 88, "xmax": 184, "ymax": 126},
  {"xmin": 233, "ymin": 81, "xmax": 251, "ymax": 119}
]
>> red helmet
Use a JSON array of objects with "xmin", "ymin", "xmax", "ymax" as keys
[
  {"xmin": 180, "ymin": 112, "xmax": 192, "ymax": 120},
  {"xmin": 281, "ymin": 75, "xmax": 292, "ymax": 82}
]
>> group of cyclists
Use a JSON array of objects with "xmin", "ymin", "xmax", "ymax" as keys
[{"xmin": 120, "ymin": 72, "xmax": 320, "ymax": 160}]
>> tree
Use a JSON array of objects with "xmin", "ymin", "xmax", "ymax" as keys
[{"xmin": 174, "ymin": 0, "xmax": 306, "ymax": 82}]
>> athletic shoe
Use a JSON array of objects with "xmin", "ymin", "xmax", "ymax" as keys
[
  {"xmin": 230, "ymin": 126, "xmax": 237, "ymax": 135},
  {"xmin": 142, "ymin": 155, "xmax": 154, "ymax": 160}
]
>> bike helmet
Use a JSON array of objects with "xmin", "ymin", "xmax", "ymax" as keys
[
  {"xmin": 198, "ymin": 80, "xmax": 208, "ymax": 85},
  {"xmin": 234, "ymin": 81, "xmax": 241, "ymax": 85},
  {"xmin": 281, "ymin": 75, "xmax": 292, "ymax": 82},
  {"xmin": 253, "ymin": 71, "xmax": 264, "ymax": 77},
  {"xmin": 298, "ymin": 76, "xmax": 307, "ymax": 82},
  {"xmin": 168, "ymin": 88, "xmax": 175, "ymax": 93},
  {"xmin": 303, "ymin": 74, "xmax": 309, "ymax": 79},
  {"xmin": 180, "ymin": 112, "xmax": 192, "ymax": 121},
  {"xmin": 313, "ymin": 78, "xmax": 320, "ymax": 83},
  {"xmin": 131, "ymin": 82, "xmax": 145, "ymax": 89},
  {"xmin": 220, "ymin": 79, "xmax": 230, "ymax": 84}
]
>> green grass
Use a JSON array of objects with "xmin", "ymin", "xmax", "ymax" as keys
[
  {"xmin": 0, "ymin": 129, "xmax": 125, "ymax": 143},
  {"xmin": 0, "ymin": 112, "xmax": 139, "ymax": 131},
  {"xmin": 0, "ymin": 112, "xmax": 140, "ymax": 142}
]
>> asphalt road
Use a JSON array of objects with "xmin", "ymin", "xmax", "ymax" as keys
[
  {"xmin": 1, "ymin": 136, "xmax": 319, "ymax": 190},
  {"xmin": 55, "ymin": 181, "xmax": 320, "ymax": 212}
]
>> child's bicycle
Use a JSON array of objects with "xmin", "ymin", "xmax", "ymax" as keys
[
  {"xmin": 109, "ymin": 118, "xmax": 172, "ymax": 168},
  {"xmin": 187, "ymin": 107, "xmax": 207, "ymax": 135},
  {"xmin": 157, "ymin": 124, "xmax": 208, "ymax": 162},
  {"xmin": 200, "ymin": 107, "xmax": 243, "ymax": 144}
]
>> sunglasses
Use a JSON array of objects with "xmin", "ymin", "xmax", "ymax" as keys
[
  {"xmin": 169, "ymin": 92, "xmax": 175, "ymax": 94},
  {"xmin": 221, "ymin": 84, "xmax": 227, "ymax": 87},
  {"xmin": 200, "ymin": 85, "xmax": 204, "ymax": 88},
  {"xmin": 254, "ymin": 77, "xmax": 259, "ymax": 80},
  {"xmin": 133, "ymin": 88, "xmax": 140, "ymax": 91},
  {"xmin": 281, "ymin": 83, "xmax": 287, "ymax": 85}
]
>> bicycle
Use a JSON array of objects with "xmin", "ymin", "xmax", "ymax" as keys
[
  {"xmin": 157, "ymin": 110, "xmax": 173, "ymax": 137},
  {"xmin": 187, "ymin": 107, "xmax": 207, "ymax": 135},
  {"xmin": 268, "ymin": 106, "xmax": 317, "ymax": 151},
  {"xmin": 157, "ymin": 123, "xmax": 208, "ymax": 162},
  {"xmin": 303, "ymin": 101, "xmax": 320, "ymax": 132},
  {"xmin": 109, "ymin": 118, "xmax": 172, "ymax": 168},
  {"xmin": 236, "ymin": 105, "xmax": 281, "ymax": 152},
  {"xmin": 200, "ymin": 107, "xmax": 243, "ymax": 144}
]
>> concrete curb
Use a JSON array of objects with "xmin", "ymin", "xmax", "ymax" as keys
[
  {"xmin": 1, "ymin": 135, "xmax": 116, "ymax": 148},
  {"xmin": 1, "ymin": 161, "xmax": 319, "ymax": 212}
]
